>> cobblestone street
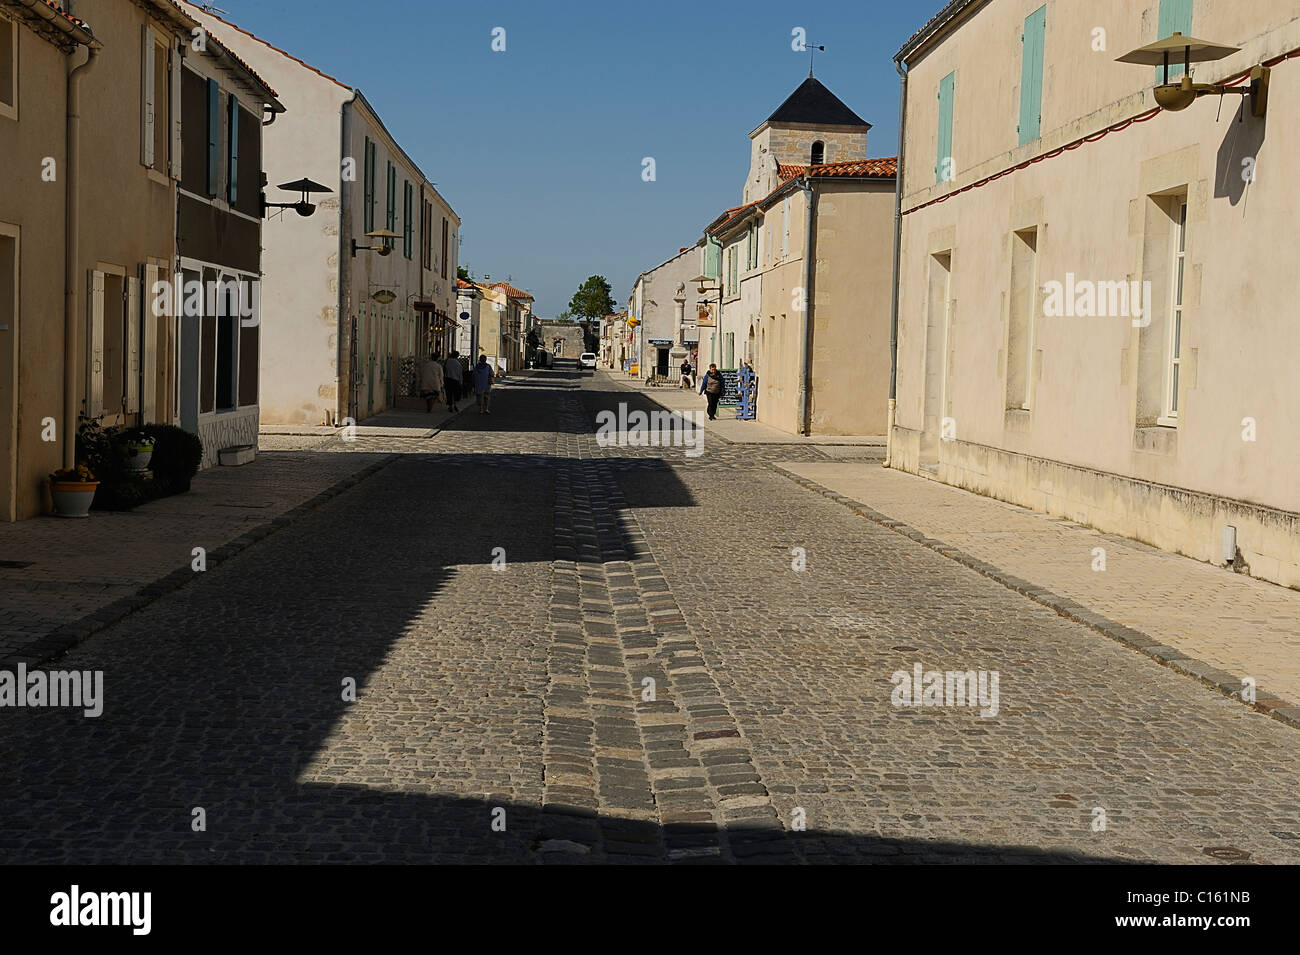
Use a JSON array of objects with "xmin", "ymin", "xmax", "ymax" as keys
[{"xmin": 2, "ymin": 366, "xmax": 1298, "ymax": 864}]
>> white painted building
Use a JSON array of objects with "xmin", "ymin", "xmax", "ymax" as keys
[{"xmin": 184, "ymin": 5, "xmax": 459, "ymax": 427}]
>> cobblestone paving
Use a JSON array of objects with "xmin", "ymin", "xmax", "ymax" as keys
[{"xmin": 2, "ymin": 367, "xmax": 1298, "ymax": 863}]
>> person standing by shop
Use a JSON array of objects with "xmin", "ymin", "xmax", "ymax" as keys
[
  {"xmin": 443, "ymin": 350, "xmax": 464, "ymax": 412},
  {"xmin": 699, "ymin": 363, "xmax": 725, "ymax": 421},
  {"xmin": 680, "ymin": 358, "xmax": 694, "ymax": 390}
]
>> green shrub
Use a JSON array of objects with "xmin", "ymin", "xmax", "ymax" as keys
[{"xmin": 141, "ymin": 424, "xmax": 203, "ymax": 494}]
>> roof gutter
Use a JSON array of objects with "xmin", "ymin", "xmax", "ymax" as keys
[{"xmin": 885, "ymin": 56, "xmax": 907, "ymax": 469}]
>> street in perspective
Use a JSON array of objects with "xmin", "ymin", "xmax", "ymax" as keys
[{"xmin": 0, "ymin": 0, "xmax": 1295, "ymax": 934}]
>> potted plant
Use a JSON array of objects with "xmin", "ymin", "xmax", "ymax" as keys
[
  {"xmin": 122, "ymin": 429, "xmax": 156, "ymax": 472},
  {"xmin": 49, "ymin": 464, "xmax": 99, "ymax": 518}
]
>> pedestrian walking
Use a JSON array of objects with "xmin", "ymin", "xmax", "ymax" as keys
[
  {"xmin": 472, "ymin": 354, "xmax": 494, "ymax": 414},
  {"xmin": 680, "ymin": 359, "xmax": 693, "ymax": 390},
  {"xmin": 419, "ymin": 352, "xmax": 445, "ymax": 413},
  {"xmin": 443, "ymin": 350, "xmax": 464, "ymax": 412},
  {"xmin": 699, "ymin": 363, "xmax": 725, "ymax": 420}
]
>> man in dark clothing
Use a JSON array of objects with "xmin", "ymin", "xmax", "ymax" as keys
[
  {"xmin": 680, "ymin": 359, "xmax": 693, "ymax": 389},
  {"xmin": 699, "ymin": 363, "xmax": 724, "ymax": 421},
  {"xmin": 443, "ymin": 350, "xmax": 463, "ymax": 412}
]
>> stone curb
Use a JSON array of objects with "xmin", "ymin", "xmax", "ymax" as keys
[
  {"xmin": 769, "ymin": 464, "xmax": 1300, "ymax": 734},
  {"xmin": 0, "ymin": 454, "xmax": 399, "ymax": 672}
]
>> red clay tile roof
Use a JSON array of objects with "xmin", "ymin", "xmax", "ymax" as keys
[
  {"xmin": 456, "ymin": 278, "xmax": 475, "ymax": 289},
  {"xmin": 491, "ymin": 282, "xmax": 534, "ymax": 301},
  {"xmin": 39, "ymin": 0, "xmax": 89, "ymax": 29},
  {"xmin": 779, "ymin": 157, "xmax": 898, "ymax": 180}
]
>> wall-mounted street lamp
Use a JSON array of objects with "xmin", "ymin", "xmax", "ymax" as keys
[
  {"xmin": 1117, "ymin": 32, "xmax": 1269, "ymax": 117},
  {"xmin": 352, "ymin": 228, "xmax": 400, "ymax": 258},
  {"xmin": 262, "ymin": 177, "xmax": 332, "ymax": 218}
]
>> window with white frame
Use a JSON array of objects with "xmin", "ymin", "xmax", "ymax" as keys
[
  {"xmin": 1161, "ymin": 200, "xmax": 1187, "ymax": 425},
  {"xmin": 141, "ymin": 26, "xmax": 178, "ymax": 176}
]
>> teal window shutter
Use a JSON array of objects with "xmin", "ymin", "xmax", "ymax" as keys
[
  {"xmin": 705, "ymin": 236, "xmax": 721, "ymax": 280},
  {"xmin": 386, "ymin": 163, "xmax": 396, "ymax": 232},
  {"xmin": 1158, "ymin": 0, "xmax": 1194, "ymax": 82},
  {"xmin": 227, "ymin": 94, "xmax": 239, "ymax": 204},
  {"xmin": 936, "ymin": 72, "xmax": 955, "ymax": 183},
  {"xmin": 403, "ymin": 181, "xmax": 413, "ymax": 258},
  {"xmin": 206, "ymin": 78, "xmax": 219, "ymax": 196},
  {"xmin": 363, "ymin": 138, "xmax": 374, "ymax": 232},
  {"xmin": 1018, "ymin": 6, "xmax": 1046, "ymax": 145}
]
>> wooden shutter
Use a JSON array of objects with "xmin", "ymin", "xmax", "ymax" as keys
[
  {"xmin": 87, "ymin": 271, "xmax": 105, "ymax": 417},
  {"xmin": 125, "ymin": 275, "xmax": 140, "ymax": 414},
  {"xmin": 1158, "ymin": 0, "xmax": 1194, "ymax": 81},
  {"xmin": 705, "ymin": 236, "xmax": 721, "ymax": 279},
  {"xmin": 141, "ymin": 26, "xmax": 155, "ymax": 168},
  {"xmin": 141, "ymin": 264, "xmax": 159, "ymax": 422},
  {"xmin": 1018, "ymin": 7, "xmax": 1046, "ymax": 145},
  {"xmin": 363, "ymin": 138, "xmax": 374, "ymax": 233},
  {"xmin": 404, "ymin": 182, "xmax": 413, "ymax": 258},
  {"xmin": 936, "ymin": 72, "xmax": 955, "ymax": 182},
  {"xmin": 206, "ymin": 78, "xmax": 219, "ymax": 196},
  {"xmin": 227, "ymin": 94, "xmax": 238, "ymax": 204},
  {"xmin": 170, "ymin": 44, "xmax": 182, "ymax": 180}
]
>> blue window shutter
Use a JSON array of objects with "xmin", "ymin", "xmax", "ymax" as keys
[
  {"xmin": 936, "ymin": 72, "xmax": 955, "ymax": 183},
  {"xmin": 1158, "ymin": 0, "xmax": 1194, "ymax": 82},
  {"xmin": 227, "ymin": 94, "xmax": 239, "ymax": 204},
  {"xmin": 705, "ymin": 236, "xmax": 721, "ymax": 279},
  {"xmin": 1018, "ymin": 6, "xmax": 1046, "ymax": 145},
  {"xmin": 206, "ymin": 78, "xmax": 219, "ymax": 196}
]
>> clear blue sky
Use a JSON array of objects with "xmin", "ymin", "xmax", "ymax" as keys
[{"xmin": 208, "ymin": 0, "xmax": 931, "ymax": 315}]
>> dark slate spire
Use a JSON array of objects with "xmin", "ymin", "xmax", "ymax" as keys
[{"xmin": 764, "ymin": 76, "xmax": 869, "ymax": 128}]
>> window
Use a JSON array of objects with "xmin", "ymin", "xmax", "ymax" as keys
[
  {"xmin": 936, "ymin": 71, "xmax": 955, "ymax": 182},
  {"xmin": 1163, "ymin": 200, "xmax": 1187, "ymax": 423},
  {"xmin": 441, "ymin": 217, "xmax": 448, "ymax": 279},
  {"xmin": 1018, "ymin": 7, "xmax": 1045, "ymax": 145},
  {"xmin": 810, "ymin": 141, "xmax": 824, "ymax": 165},
  {"xmin": 403, "ymin": 181, "xmax": 413, "ymax": 259},
  {"xmin": 0, "ymin": 12, "xmax": 15, "ymax": 120},
  {"xmin": 86, "ymin": 269, "xmax": 139, "ymax": 419},
  {"xmin": 422, "ymin": 199, "xmax": 433, "ymax": 269},
  {"xmin": 206, "ymin": 78, "xmax": 219, "ymax": 196},
  {"xmin": 141, "ymin": 29, "xmax": 172, "ymax": 172},
  {"xmin": 1005, "ymin": 229, "xmax": 1038, "ymax": 410},
  {"xmin": 363, "ymin": 138, "xmax": 376, "ymax": 233},
  {"xmin": 1158, "ymin": 0, "xmax": 1193, "ymax": 82},
  {"xmin": 226, "ymin": 94, "xmax": 239, "ymax": 204},
  {"xmin": 386, "ymin": 162, "xmax": 396, "ymax": 233}
]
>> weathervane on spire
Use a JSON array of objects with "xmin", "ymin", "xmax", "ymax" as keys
[{"xmin": 807, "ymin": 42, "xmax": 825, "ymax": 77}]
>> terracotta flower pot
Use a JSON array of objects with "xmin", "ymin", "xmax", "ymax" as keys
[{"xmin": 50, "ymin": 481, "xmax": 99, "ymax": 518}]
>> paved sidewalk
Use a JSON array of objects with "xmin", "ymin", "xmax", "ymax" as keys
[
  {"xmin": 777, "ymin": 461, "xmax": 1300, "ymax": 722},
  {"xmin": 600, "ymin": 370, "xmax": 884, "ymax": 446},
  {"xmin": 0, "ymin": 450, "xmax": 390, "ymax": 664}
]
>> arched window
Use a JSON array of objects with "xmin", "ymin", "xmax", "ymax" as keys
[{"xmin": 810, "ymin": 141, "xmax": 825, "ymax": 165}]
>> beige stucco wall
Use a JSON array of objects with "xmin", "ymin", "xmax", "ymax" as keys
[
  {"xmin": 895, "ymin": 0, "xmax": 1300, "ymax": 586},
  {"xmin": 0, "ymin": 11, "xmax": 68, "ymax": 520},
  {"xmin": 807, "ymin": 181, "xmax": 894, "ymax": 434},
  {"xmin": 756, "ymin": 187, "xmax": 808, "ymax": 435}
]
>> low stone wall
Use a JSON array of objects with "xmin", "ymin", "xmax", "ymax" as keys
[{"xmin": 889, "ymin": 425, "xmax": 1300, "ymax": 590}]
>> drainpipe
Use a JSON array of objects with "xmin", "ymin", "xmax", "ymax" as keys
[
  {"xmin": 885, "ymin": 57, "xmax": 908, "ymax": 468},
  {"xmin": 796, "ymin": 178, "xmax": 815, "ymax": 436},
  {"xmin": 339, "ymin": 91, "xmax": 359, "ymax": 426},
  {"xmin": 63, "ymin": 37, "xmax": 101, "ymax": 468}
]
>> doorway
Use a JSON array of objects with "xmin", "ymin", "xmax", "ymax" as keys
[{"xmin": 656, "ymin": 347, "xmax": 669, "ymax": 378}]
